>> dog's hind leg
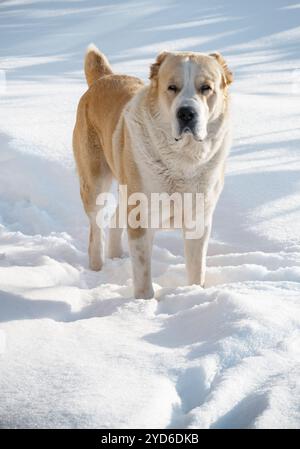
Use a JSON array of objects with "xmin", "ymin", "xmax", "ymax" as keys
[
  {"xmin": 80, "ymin": 164, "xmax": 112, "ymax": 271},
  {"xmin": 74, "ymin": 120, "xmax": 112, "ymax": 271},
  {"xmin": 107, "ymin": 204, "xmax": 124, "ymax": 259}
]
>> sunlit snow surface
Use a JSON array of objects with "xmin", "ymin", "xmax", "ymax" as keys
[{"xmin": 0, "ymin": 0, "xmax": 300, "ymax": 429}]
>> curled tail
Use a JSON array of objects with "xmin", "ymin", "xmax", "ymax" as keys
[{"xmin": 84, "ymin": 43, "xmax": 113, "ymax": 87}]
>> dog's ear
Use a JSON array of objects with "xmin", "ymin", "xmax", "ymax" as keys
[
  {"xmin": 149, "ymin": 51, "xmax": 169, "ymax": 84},
  {"xmin": 210, "ymin": 52, "xmax": 233, "ymax": 87}
]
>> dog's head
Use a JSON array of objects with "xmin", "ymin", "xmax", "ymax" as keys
[{"xmin": 149, "ymin": 51, "xmax": 233, "ymax": 143}]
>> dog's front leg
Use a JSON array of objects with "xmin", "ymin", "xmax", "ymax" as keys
[
  {"xmin": 128, "ymin": 227, "xmax": 154, "ymax": 299},
  {"xmin": 184, "ymin": 220, "xmax": 212, "ymax": 287}
]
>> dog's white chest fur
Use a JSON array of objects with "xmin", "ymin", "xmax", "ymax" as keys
[{"xmin": 120, "ymin": 87, "xmax": 230, "ymax": 199}]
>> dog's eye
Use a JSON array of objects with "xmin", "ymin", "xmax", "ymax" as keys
[
  {"xmin": 200, "ymin": 84, "xmax": 212, "ymax": 94},
  {"xmin": 168, "ymin": 84, "xmax": 178, "ymax": 93}
]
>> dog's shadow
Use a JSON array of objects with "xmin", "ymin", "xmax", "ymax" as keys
[{"xmin": 0, "ymin": 288, "xmax": 132, "ymax": 324}]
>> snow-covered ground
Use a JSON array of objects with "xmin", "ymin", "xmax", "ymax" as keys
[{"xmin": 0, "ymin": 0, "xmax": 300, "ymax": 429}]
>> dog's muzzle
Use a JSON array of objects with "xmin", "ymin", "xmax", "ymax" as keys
[{"xmin": 176, "ymin": 106, "xmax": 199, "ymax": 141}]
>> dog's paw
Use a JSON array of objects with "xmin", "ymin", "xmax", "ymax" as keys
[
  {"xmin": 134, "ymin": 286, "xmax": 155, "ymax": 300},
  {"xmin": 89, "ymin": 258, "xmax": 103, "ymax": 271}
]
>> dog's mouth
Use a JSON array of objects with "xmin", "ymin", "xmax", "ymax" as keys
[{"xmin": 175, "ymin": 127, "xmax": 204, "ymax": 143}]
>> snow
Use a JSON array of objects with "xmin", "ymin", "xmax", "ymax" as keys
[{"xmin": 0, "ymin": 0, "xmax": 300, "ymax": 429}]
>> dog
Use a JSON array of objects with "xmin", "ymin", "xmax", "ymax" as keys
[{"xmin": 73, "ymin": 44, "xmax": 233, "ymax": 299}]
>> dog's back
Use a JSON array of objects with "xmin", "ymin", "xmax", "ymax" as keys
[
  {"xmin": 73, "ymin": 45, "xmax": 143, "ymax": 203},
  {"xmin": 74, "ymin": 45, "xmax": 143, "ymax": 167}
]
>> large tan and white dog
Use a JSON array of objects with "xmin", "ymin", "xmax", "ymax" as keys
[{"xmin": 73, "ymin": 44, "xmax": 233, "ymax": 299}]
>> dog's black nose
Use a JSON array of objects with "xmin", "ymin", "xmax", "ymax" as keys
[{"xmin": 177, "ymin": 106, "xmax": 196, "ymax": 123}]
